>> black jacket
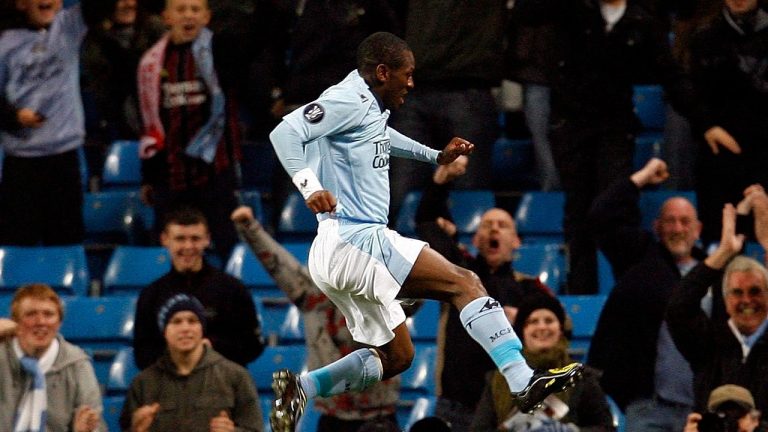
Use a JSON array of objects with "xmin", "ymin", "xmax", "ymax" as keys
[
  {"xmin": 688, "ymin": 8, "xmax": 768, "ymax": 144},
  {"xmin": 513, "ymin": 0, "xmax": 696, "ymax": 128},
  {"xmin": 586, "ymin": 178, "xmax": 706, "ymax": 410},
  {"xmin": 666, "ymin": 263, "xmax": 768, "ymax": 414},
  {"xmin": 133, "ymin": 262, "xmax": 265, "ymax": 369}
]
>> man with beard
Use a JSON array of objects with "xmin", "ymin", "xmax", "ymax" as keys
[
  {"xmin": 667, "ymin": 191, "xmax": 768, "ymax": 416},
  {"xmin": 587, "ymin": 158, "xmax": 707, "ymax": 432}
]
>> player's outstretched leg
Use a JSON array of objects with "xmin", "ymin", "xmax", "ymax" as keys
[
  {"xmin": 458, "ymin": 295, "xmax": 583, "ymax": 413},
  {"xmin": 270, "ymin": 348, "xmax": 384, "ymax": 431}
]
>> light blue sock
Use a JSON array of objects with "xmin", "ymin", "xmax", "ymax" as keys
[
  {"xmin": 298, "ymin": 348, "xmax": 383, "ymax": 399},
  {"xmin": 459, "ymin": 296, "xmax": 533, "ymax": 391}
]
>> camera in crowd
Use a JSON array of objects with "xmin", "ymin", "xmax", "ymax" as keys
[{"xmin": 698, "ymin": 402, "xmax": 750, "ymax": 432}]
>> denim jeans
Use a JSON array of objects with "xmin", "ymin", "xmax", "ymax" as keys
[
  {"xmin": 524, "ymin": 84, "xmax": 560, "ymax": 191},
  {"xmin": 625, "ymin": 398, "xmax": 692, "ymax": 432}
]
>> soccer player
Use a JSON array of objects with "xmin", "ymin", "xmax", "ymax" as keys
[{"xmin": 268, "ymin": 31, "xmax": 583, "ymax": 431}]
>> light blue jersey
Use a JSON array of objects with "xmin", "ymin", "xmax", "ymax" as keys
[
  {"xmin": 0, "ymin": 5, "xmax": 87, "ymax": 157},
  {"xmin": 270, "ymin": 70, "xmax": 440, "ymax": 225}
]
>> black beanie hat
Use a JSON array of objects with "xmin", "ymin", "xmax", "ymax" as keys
[
  {"xmin": 157, "ymin": 293, "xmax": 206, "ymax": 332},
  {"xmin": 513, "ymin": 294, "xmax": 566, "ymax": 342}
]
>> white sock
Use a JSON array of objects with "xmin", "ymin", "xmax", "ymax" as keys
[
  {"xmin": 459, "ymin": 296, "xmax": 533, "ymax": 392},
  {"xmin": 299, "ymin": 348, "xmax": 383, "ymax": 398}
]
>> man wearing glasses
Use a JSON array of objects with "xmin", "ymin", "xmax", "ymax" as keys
[{"xmin": 667, "ymin": 186, "xmax": 768, "ymax": 416}]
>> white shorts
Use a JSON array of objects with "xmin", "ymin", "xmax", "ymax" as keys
[{"xmin": 308, "ymin": 218, "xmax": 427, "ymax": 346}]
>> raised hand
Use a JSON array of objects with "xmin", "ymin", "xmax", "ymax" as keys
[
  {"xmin": 437, "ymin": 137, "xmax": 474, "ymax": 165},
  {"xmin": 705, "ymin": 204, "xmax": 745, "ymax": 270},
  {"xmin": 630, "ymin": 157, "xmax": 669, "ymax": 188},
  {"xmin": 704, "ymin": 126, "xmax": 741, "ymax": 155},
  {"xmin": 433, "ymin": 155, "xmax": 468, "ymax": 185}
]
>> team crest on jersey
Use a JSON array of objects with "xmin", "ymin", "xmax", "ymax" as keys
[{"xmin": 303, "ymin": 103, "xmax": 325, "ymax": 123}]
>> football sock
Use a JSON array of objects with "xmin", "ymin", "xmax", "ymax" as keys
[{"xmin": 459, "ymin": 296, "xmax": 533, "ymax": 391}]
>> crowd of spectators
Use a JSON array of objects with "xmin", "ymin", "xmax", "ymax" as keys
[{"xmin": 2, "ymin": 0, "xmax": 768, "ymax": 431}]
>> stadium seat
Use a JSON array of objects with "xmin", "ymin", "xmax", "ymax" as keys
[
  {"xmin": 402, "ymin": 397, "xmax": 438, "ymax": 432},
  {"xmin": 607, "ymin": 395, "xmax": 626, "ymax": 432},
  {"xmin": 83, "ymin": 190, "xmax": 151, "ymax": 245},
  {"xmin": 633, "ymin": 133, "xmax": 662, "ymax": 172},
  {"xmin": 406, "ymin": 300, "xmax": 441, "ymax": 343},
  {"xmin": 60, "ymin": 296, "xmax": 136, "ymax": 385},
  {"xmin": 277, "ymin": 193, "xmax": 318, "ymax": 242},
  {"xmin": 248, "ymin": 345, "xmax": 307, "ymax": 395},
  {"xmin": 449, "ymin": 190, "xmax": 495, "ymax": 234},
  {"xmin": 399, "ymin": 344, "xmax": 437, "ymax": 398},
  {"xmin": 102, "ymin": 395, "xmax": 126, "ymax": 432},
  {"xmin": 744, "ymin": 242, "xmax": 766, "ymax": 265},
  {"xmin": 102, "ymin": 140, "xmax": 141, "ymax": 189},
  {"xmin": 236, "ymin": 189, "xmax": 265, "ymax": 224},
  {"xmin": 633, "ymin": 84, "xmax": 666, "ymax": 131},
  {"xmin": 513, "ymin": 243, "xmax": 567, "ymax": 293},
  {"xmin": 514, "ymin": 191, "xmax": 565, "ymax": 243},
  {"xmin": 559, "ymin": 294, "xmax": 608, "ymax": 361},
  {"xmin": 638, "ymin": 190, "xmax": 696, "ymax": 231},
  {"xmin": 102, "ymin": 246, "xmax": 171, "ymax": 295},
  {"xmin": 395, "ymin": 190, "xmax": 495, "ymax": 238},
  {"xmin": 0, "ymin": 245, "xmax": 90, "ymax": 297},
  {"xmin": 106, "ymin": 346, "xmax": 140, "ymax": 395},
  {"xmin": 296, "ymin": 398, "xmax": 321, "ymax": 432},
  {"xmin": 492, "ymin": 137, "xmax": 539, "ymax": 190},
  {"xmin": 395, "ymin": 190, "xmax": 423, "ymax": 236},
  {"xmin": 226, "ymin": 243, "xmax": 283, "ymax": 298},
  {"xmin": 256, "ymin": 297, "xmax": 304, "ymax": 344},
  {"xmin": 0, "ymin": 294, "xmax": 11, "ymax": 315}
]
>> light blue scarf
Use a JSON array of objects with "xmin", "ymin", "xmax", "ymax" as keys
[
  {"xmin": 184, "ymin": 28, "xmax": 226, "ymax": 163},
  {"xmin": 13, "ymin": 356, "xmax": 47, "ymax": 432}
]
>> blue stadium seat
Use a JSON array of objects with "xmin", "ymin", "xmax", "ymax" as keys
[
  {"xmin": 256, "ymin": 297, "xmax": 304, "ymax": 344},
  {"xmin": 402, "ymin": 397, "xmax": 438, "ymax": 432},
  {"xmin": 598, "ymin": 250, "xmax": 615, "ymax": 295},
  {"xmin": 744, "ymin": 242, "xmax": 766, "ymax": 265},
  {"xmin": 638, "ymin": 190, "xmax": 697, "ymax": 231},
  {"xmin": 102, "ymin": 395, "xmax": 126, "ymax": 432},
  {"xmin": 226, "ymin": 243, "xmax": 284, "ymax": 298},
  {"xmin": 0, "ymin": 245, "xmax": 90, "ymax": 297},
  {"xmin": 492, "ymin": 137, "xmax": 539, "ymax": 190},
  {"xmin": 513, "ymin": 243, "xmax": 567, "ymax": 293},
  {"xmin": 0, "ymin": 295, "xmax": 11, "ymax": 315},
  {"xmin": 102, "ymin": 140, "xmax": 141, "ymax": 189},
  {"xmin": 514, "ymin": 192, "xmax": 565, "ymax": 243},
  {"xmin": 60, "ymin": 296, "xmax": 136, "ymax": 386},
  {"xmin": 395, "ymin": 191, "xmax": 423, "ymax": 237},
  {"xmin": 83, "ymin": 190, "xmax": 151, "ymax": 245},
  {"xmin": 296, "ymin": 398, "xmax": 321, "ymax": 432},
  {"xmin": 237, "ymin": 189, "xmax": 265, "ymax": 224},
  {"xmin": 607, "ymin": 395, "xmax": 626, "ymax": 432},
  {"xmin": 278, "ymin": 193, "xmax": 318, "ymax": 242},
  {"xmin": 248, "ymin": 345, "xmax": 307, "ymax": 394},
  {"xmin": 399, "ymin": 344, "xmax": 437, "ymax": 399},
  {"xmin": 633, "ymin": 84, "xmax": 666, "ymax": 131},
  {"xmin": 448, "ymin": 190, "xmax": 495, "ymax": 234},
  {"xmin": 406, "ymin": 300, "xmax": 441, "ymax": 343},
  {"xmin": 260, "ymin": 395, "xmax": 273, "ymax": 432},
  {"xmin": 396, "ymin": 190, "xmax": 495, "ymax": 238},
  {"xmin": 106, "ymin": 347, "xmax": 141, "ymax": 395},
  {"xmin": 102, "ymin": 246, "xmax": 171, "ymax": 295},
  {"xmin": 633, "ymin": 133, "xmax": 662, "ymax": 172},
  {"xmin": 559, "ymin": 294, "xmax": 608, "ymax": 361}
]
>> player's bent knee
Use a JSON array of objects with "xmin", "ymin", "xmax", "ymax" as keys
[{"xmin": 456, "ymin": 267, "xmax": 487, "ymax": 299}]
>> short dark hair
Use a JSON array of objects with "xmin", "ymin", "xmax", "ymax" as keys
[
  {"xmin": 357, "ymin": 31, "xmax": 411, "ymax": 76},
  {"xmin": 162, "ymin": 206, "xmax": 209, "ymax": 231}
]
